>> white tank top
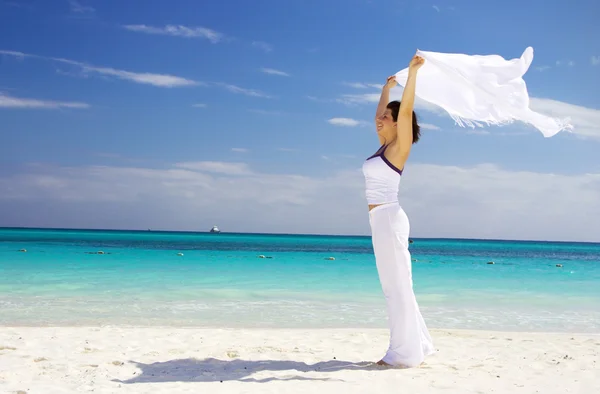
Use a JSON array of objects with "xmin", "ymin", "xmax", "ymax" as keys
[{"xmin": 362, "ymin": 144, "xmax": 403, "ymax": 205}]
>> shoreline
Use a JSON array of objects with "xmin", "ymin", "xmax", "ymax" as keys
[
  {"xmin": 2, "ymin": 324, "xmax": 600, "ymax": 336},
  {"xmin": 1, "ymin": 326, "xmax": 598, "ymax": 393}
]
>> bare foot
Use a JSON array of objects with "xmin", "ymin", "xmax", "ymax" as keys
[{"xmin": 375, "ymin": 359, "xmax": 410, "ymax": 368}]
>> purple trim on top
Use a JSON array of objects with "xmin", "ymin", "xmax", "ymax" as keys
[
  {"xmin": 366, "ymin": 144, "xmax": 387, "ymax": 160},
  {"xmin": 379, "ymin": 154, "xmax": 404, "ymax": 175},
  {"xmin": 365, "ymin": 144, "xmax": 404, "ymax": 175}
]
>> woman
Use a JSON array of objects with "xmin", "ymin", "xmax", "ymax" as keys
[{"xmin": 362, "ymin": 54, "xmax": 435, "ymax": 367}]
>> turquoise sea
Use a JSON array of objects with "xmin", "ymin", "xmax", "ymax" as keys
[{"xmin": 1, "ymin": 228, "xmax": 599, "ymax": 333}]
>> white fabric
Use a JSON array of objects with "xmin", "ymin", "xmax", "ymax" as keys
[
  {"xmin": 362, "ymin": 154, "xmax": 401, "ymax": 205},
  {"xmin": 394, "ymin": 47, "xmax": 573, "ymax": 137},
  {"xmin": 369, "ymin": 202, "xmax": 435, "ymax": 367}
]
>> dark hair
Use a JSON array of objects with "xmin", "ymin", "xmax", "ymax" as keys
[{"xmin": 386, "ymin": 100, "xmax": 421, "ymax": 144}]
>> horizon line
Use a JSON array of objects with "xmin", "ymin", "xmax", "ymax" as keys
[{"xmin": 0, "ymin": 226, "xmax": 598, "ymax": 245}]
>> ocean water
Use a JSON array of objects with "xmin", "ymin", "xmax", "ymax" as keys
[{"xmin": 1, "ymin": 228, "xmax": 599, "ymax": 333}]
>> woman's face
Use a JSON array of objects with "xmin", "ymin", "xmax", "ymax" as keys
[{"xmin": 376, "ymin": 108, "xmax": 395, "ymax": 135}]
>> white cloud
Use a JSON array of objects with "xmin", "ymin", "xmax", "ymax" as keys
[
  {"xmin": 69, "ymin": 0, "xmax": 94, "ymax": 14},
  {"xmin": 555, "ymin": 60, "xmax": 575, "ymax": 67},
  {"xmin": 0, "ymin": 92, "xmax": 89, "ymax": 109},
  {"xmin": 78, "ymin": 63, "xmax": 198, "ymax": 87},
  {"xmin": 0, "ymin": 50, "xmax": 30, "ymax": 59},
  {"xmin": 592, "ymin": 56, "xmax": 600, "ymax": 66},
  {"xmin": 335, "ymin": 93, "xmax": 379, "ymax": 106},
  {"xmin": 220, "ymin": 84, "xmax": 272, "ymax": 98},
  {"xmin": 535, "ymin": 65, "xmax": 551, "ymax": 72},
  {"xmin": 122, "ymin": 24, "xmax": 223, "ymax": 44},
  {"xmin": 433, "ymin": 5, "xmax": 440, "ymax": 12},
  {"xmin": 1, "ymin": 161, "xmax": 598, "ymax": 242},
  {"xmin": 252, "ymin": 41, "xmax": 272, "ymax": 53},
  {"xmin": 260, "ymin": 67, "xmax": 290, "ymax": 77},
  {"xmin": 231, "ymin": 148, "xmax": 248, "ymax": 153},
  {"xmin": 420, "ymin": 123, "xmax": 440, "ymax": 130},
  {"xmin": 192, "ymin": 103, "xmax": 207, "ymax": 108},
  {"xmin": 0, "ymin": 49, "xmax": 199, "ymax": 88},
  {"xmin": 327, "ymin": 117, "xmax": 367, "ymax": 127},
  {"xmin": 342, "ymin": 82, "xmax": 383, "ymax": 89},
  {"xmin": 174, "ymin": 161, "xmax": 252, "ymax": 175}
]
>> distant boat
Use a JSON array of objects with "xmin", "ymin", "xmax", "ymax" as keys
[{"xmin": 209, "ymin": 225, "xmax": 221, "ymax": 233}]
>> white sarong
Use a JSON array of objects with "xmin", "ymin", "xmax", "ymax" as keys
[
  {"xmin": 394, "ymin": 47, "xmax": 573, "ymax": 137},
  {"xmin": 369, "ymin": 202, "xmax": 435, "ymax": 367}
]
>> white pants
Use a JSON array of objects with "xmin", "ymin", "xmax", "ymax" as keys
[{"xmin": 369, "ymin": 202, "xmax": 435, "ymax": 367}]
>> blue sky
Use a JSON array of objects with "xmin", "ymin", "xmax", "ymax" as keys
[{"xmin": 1, "ymin": 0, "xmax": 599, "ymax": 241}]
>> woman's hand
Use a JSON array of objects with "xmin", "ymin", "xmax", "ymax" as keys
[
  {"xmin": 384, "ymin": 75, "xmax": 397, "ymax": 90},
  {"xmin": 409, "ymin": 55, "xmax": 425, "ymax": 73}
]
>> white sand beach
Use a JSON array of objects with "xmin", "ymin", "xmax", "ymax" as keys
[{"xmin": 0, "ymin": 327, "xmax": 598, "ymax": 393}]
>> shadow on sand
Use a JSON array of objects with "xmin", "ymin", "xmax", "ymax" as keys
[{"xmin": 114, "ymin": 358, "xmax": 389, "ymax": 384}]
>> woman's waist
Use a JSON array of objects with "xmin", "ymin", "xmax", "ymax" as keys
[
  {"xmin": 366, "ymin": 191, "xmax": 398, "ymax": 204},
  {"xmin": 368, "ymin": 201, "xmax": 399, "ymax": 212}
]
